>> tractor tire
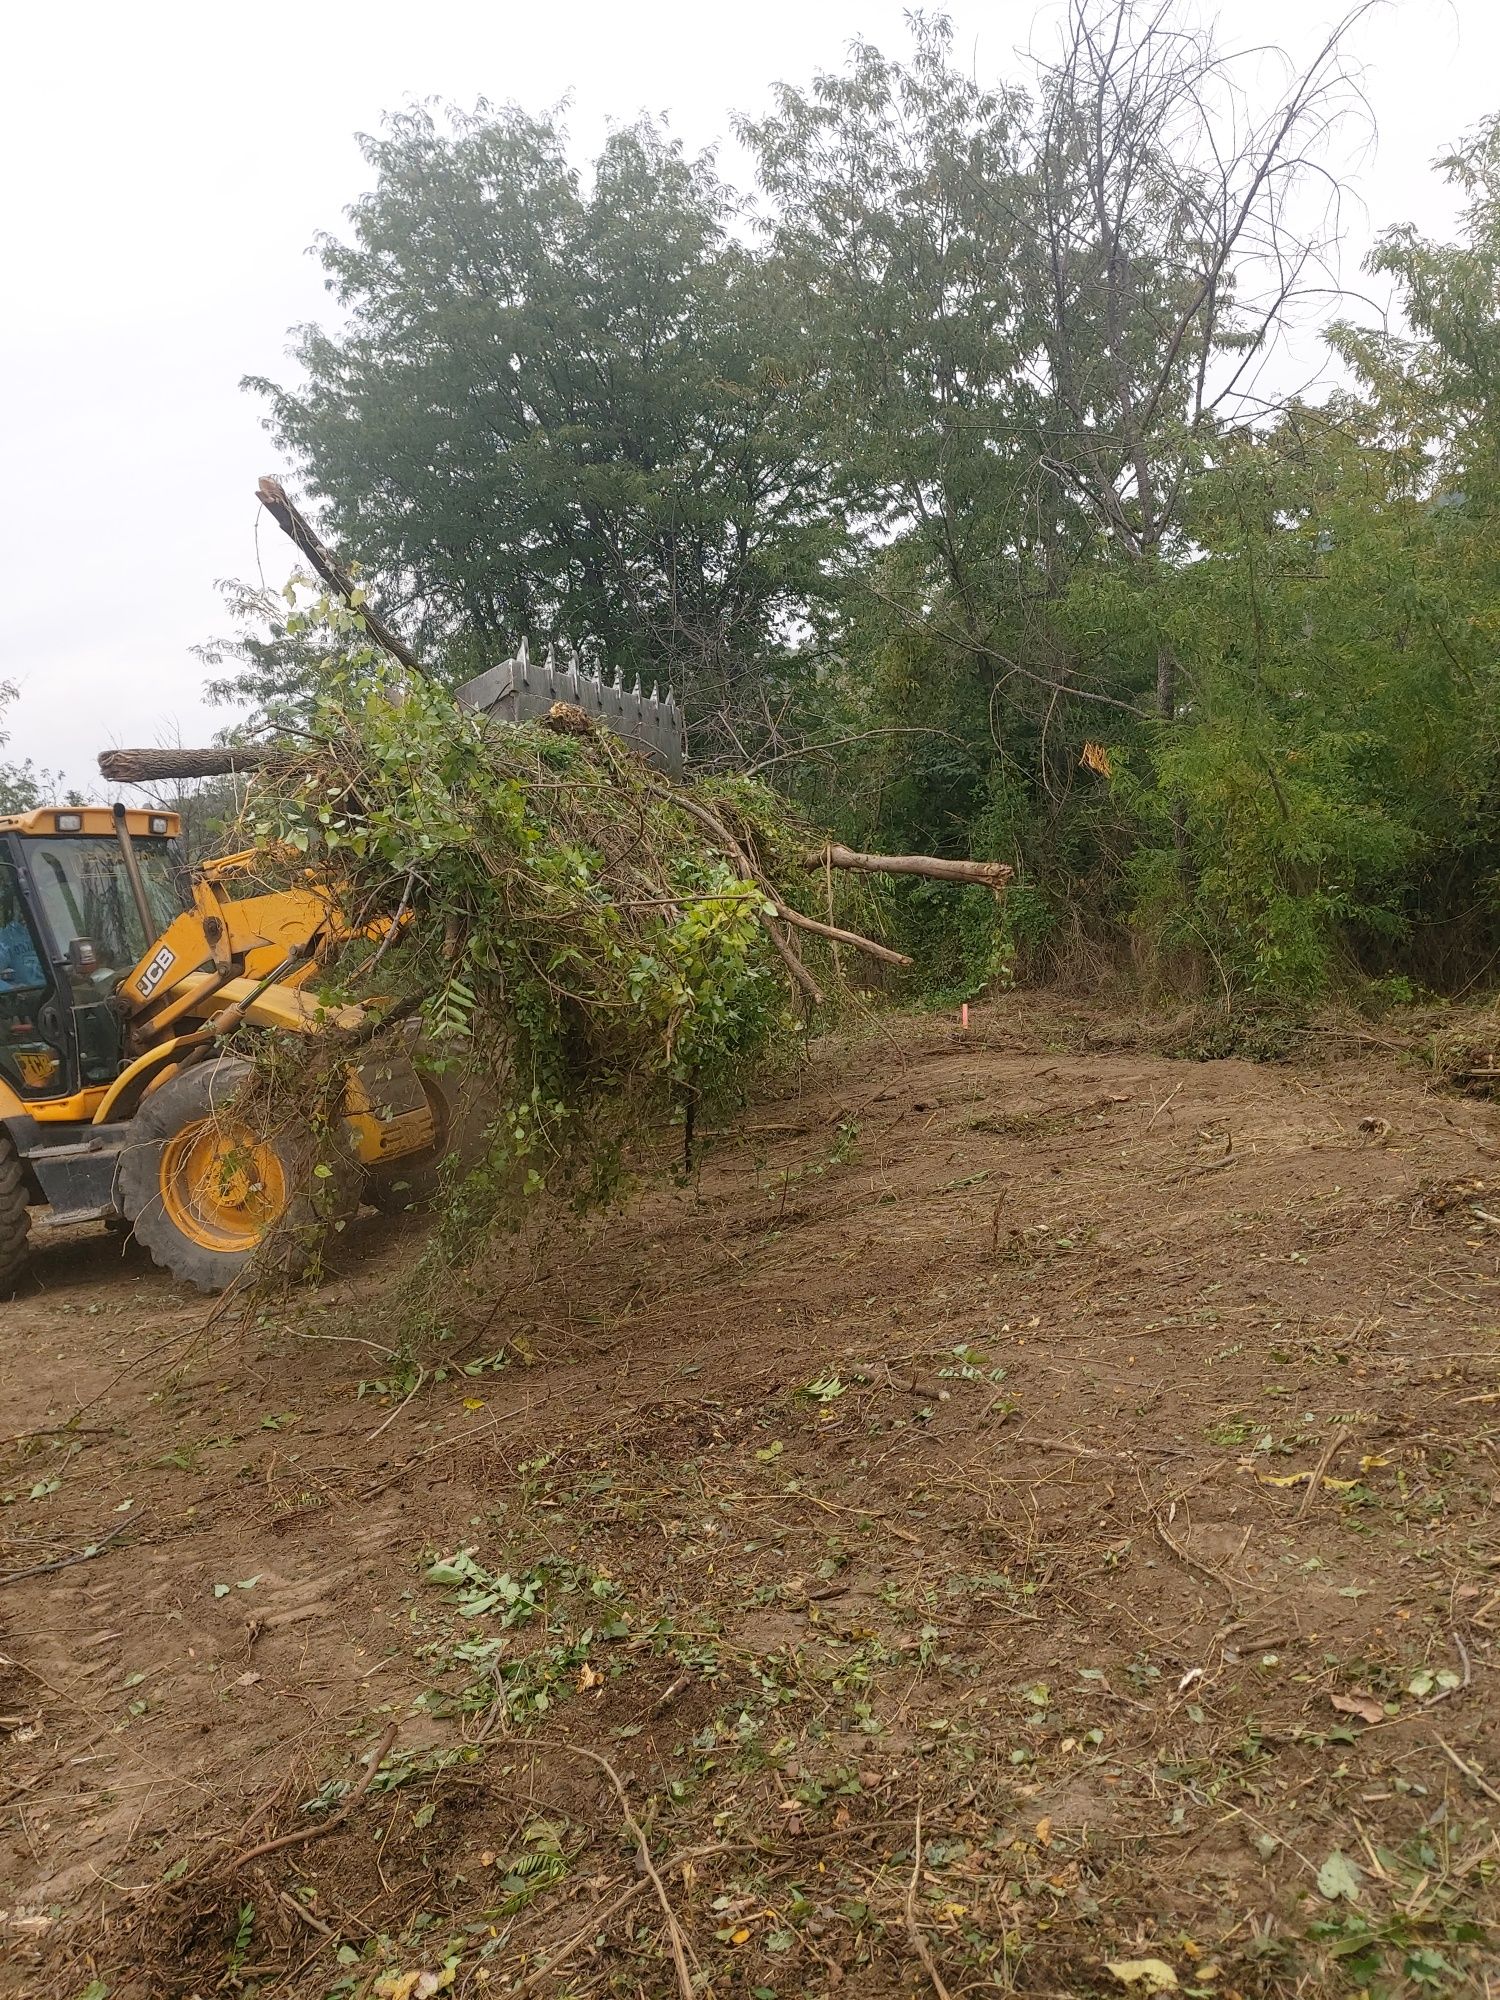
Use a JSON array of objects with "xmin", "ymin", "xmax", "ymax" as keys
[
  {"xmin": 119, "ymin": 1057, "xmax": 360, "ymax": 1294},
  {"xmin": 0, "ymin": 1129, "xmax": 32, "ymax": 1298},
  {"xmin": 364, "ymin": 1072, "xmax": 493, "ymax": 1216}
]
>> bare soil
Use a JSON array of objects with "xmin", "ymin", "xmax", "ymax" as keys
[{"xmin": 2, "ymin": 1000, "xmax": 1497, "ymax": 1999}]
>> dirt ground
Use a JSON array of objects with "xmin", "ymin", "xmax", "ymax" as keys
[{"xmin": 2, "ymin": 1000, "xmax": 1498, "ymax": 2000}]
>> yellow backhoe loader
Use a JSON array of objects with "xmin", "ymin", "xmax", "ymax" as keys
[
  {"xmin": 0, "ymin": 481, "xmax": 1003, "ymax": 1298},
  {"xmin": 0, "ymin": 481, "xmax": 688, "ymax": 1298},
  {"xmin": 0, "ymin": 801, "xmax": 442, "ymax": 1294}
]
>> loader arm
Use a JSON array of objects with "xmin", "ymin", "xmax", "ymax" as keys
[
  {"xmin": 99, "ymin": 849, "xmax": 420, "ymax": 1158},
  {"xmin": 115, "ymin": 854, "xmax": 338, "ymax": 1029}
]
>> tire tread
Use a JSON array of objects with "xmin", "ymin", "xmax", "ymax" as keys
[{"xmin": 0, "ymin": 1130, "xmax": 31, "ymax": 1296}]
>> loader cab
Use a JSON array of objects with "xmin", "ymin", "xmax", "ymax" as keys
[{"xmin": 0, "ymin": 807, "xmax": 182, "ymax": 1105}]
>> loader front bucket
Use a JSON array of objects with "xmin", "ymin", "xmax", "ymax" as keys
[{"xmin": 455, "ymin": 641, "xmax": 686, "ymax": 778}]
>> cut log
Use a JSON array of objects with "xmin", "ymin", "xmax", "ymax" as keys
[
  {"xmin": 802, "ymin": 843, "xmax": 1013, "ymax": 888},
  {"xmin": 98, "ymin": 746, "xmax": 293, "ymax": 784}
]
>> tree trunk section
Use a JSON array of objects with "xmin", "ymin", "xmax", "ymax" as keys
[{"xmin": 98, "ymin": 746, "xmax": 293, "ymax": 784}]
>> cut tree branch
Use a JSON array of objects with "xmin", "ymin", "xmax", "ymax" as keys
[
  {"xmin": 98, "ymin": 746, "xmax": 293, "ymax": 784},
  {"xmin": 775, "ymin": 906, "xmax": 913, "ymax": 966},
  {"xmin": 803, "ymin": 844, "xmax": 1013, "ymax": 889},
  {"xmin": 255, "ymin": 475, "xmax": 424, "ymax": 675}
]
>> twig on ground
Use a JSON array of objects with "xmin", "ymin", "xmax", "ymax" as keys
[
  {"xmin": 550, "ymin": 1742, "xmax": 695, "ymax": 2000},
  {"xmin": 221, "ymin": 1721, "xmax": 399, "ymax": 1872},
  {"xmin": 904, "ymin": 1805, "xmax": 954, "ymax": 2000},
  {"xmin": 1436, "ymin": 1734, "xmax": 1500, "ymax": 1807},
  {"xmin": 650, "ymin": 1673, "xmax": 693, "ymax": 1718},
  {"xmin": 278, "ymin": 1888, "xmax": 334, "ymax": 1938},
  {"xmin": 1295, "ymin": 1432, "xmax": 1345, "ymax": 1520},
  {"xmin": 1153, "ymin": 1513, "xmax": 1244, "ymax": 1602},
  {"xmin": 0, "ymin": 1515, "xmax": 138, "ymax": 1587},
  {"xmin": 365, "ymin": 1368, "xmax": 428, "ymax": 1443},
  {"xmin": 511, "ymin": 1879, "xmax": 648, "ymax": 1996},
  {"xmin": 1451, "ymin": 1627, "xmax": 1474, "ymax": 1691},
  {"xmin": 512, "ymin": 1840, "xmax": 751, "ymax": 1997},
  {"xmin": 1020, "ymin": 1432, "xmax": 1196, "ymax": 1461},
  {"xmin": 1146, "ymin": 1081, "xmax": 1184, "ymax": 1132},
  {"xmin": 796, "ymin": 1490, "xmax": 924, "ymax": 1544},
  {"xmin": 0, "ymin": 1424, "xmax": 117, "ymax": 1447}
]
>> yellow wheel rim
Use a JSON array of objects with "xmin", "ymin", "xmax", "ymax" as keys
[{"xmin": 159, "ymin": 1116, "xmax": 288, "ymax": 1254}]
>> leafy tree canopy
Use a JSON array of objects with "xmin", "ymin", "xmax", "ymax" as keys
[
  {"xmin": 226, "ymin": 8, "xmax": 1500, "ymax": 1004},
  {"xmin": 247, "ymin": 105, "xmax": 837, "ymax": 753}
]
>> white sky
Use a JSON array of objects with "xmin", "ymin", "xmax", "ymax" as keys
[{"xmin": 1, "ymin": 0, "xmax": 1494, "ymax": 791}]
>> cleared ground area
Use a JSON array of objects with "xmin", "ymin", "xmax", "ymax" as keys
[{"xmin": 1, "ymin": 1002, "xmax": 1497, "ymax": 1997}]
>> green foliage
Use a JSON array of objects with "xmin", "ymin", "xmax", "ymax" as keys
[
  {"xmin": 215, "ymin": 14, "xmax": 1500, "ymax": 1006},
  {"xmin": 249, "ymin": 589, "xmax": 826, "ymax": 1278},
  {"xmin": 246, "ymin": 105, "xmax": 835, "ymax": 752},
  {"xmin": 783, "ymin": 60, "xmax": 1500, "ymax": 1000}
]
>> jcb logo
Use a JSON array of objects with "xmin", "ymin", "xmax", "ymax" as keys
[{"xmin": 137, "ymin": 945, "xmax": 176, "ymax": 997}]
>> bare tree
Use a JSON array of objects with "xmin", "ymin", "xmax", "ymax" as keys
[{"xmin": 1032, "ymin": 0, "xmax": 1378, "ymax": 716}]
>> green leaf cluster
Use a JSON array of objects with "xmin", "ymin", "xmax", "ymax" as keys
[{"xmin": 245, "ymin": 592, "xmax": 823, "ymax": 1276}]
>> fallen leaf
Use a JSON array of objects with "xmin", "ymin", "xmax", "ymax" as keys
[
  {"xmin": 234, "ymin": 1671, "xmax": 262, "ymax": 1689},
  {"xmin": 1330, "ymin": 1691, "xmax": 1382, "ymax": 1725},
  {"xmin": 1034, "ymin": 1816, "xmax": 1053, "ymax": 1847},
  {"xmin": 1106, "ymin": 1958, "xmax": 1178, "ymax": 1992},
  {"xmin": 730, "ymin": 1927, "xmax": 751, "ymax": 1945},
  {"xmin": 578, "ymin": 1663, "xmax": 603, "ymax": 1692},
  {"xmin": 1316, "ymin": 1851, "xmax": 1363, "ymax": 1902}
]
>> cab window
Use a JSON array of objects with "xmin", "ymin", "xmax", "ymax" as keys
[
  {"xmin": 0, "ymin": 857, "xmax": 60, "ymax": 1096},
  {"xmin": 21, "ymin": 836, "xmax": 180, "ymax": 989}
]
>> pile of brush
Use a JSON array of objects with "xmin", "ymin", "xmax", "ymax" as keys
[
  {"xmin": 99, "ymin": 482, "xmax": 1009, "ymax": 1260},
  {"xmin": 105, "ymin": 661, "xmax": 1006, "ymax": 1250}
]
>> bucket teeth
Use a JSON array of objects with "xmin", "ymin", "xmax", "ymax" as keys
[{"xmin": 454, "ymin": 643, "xmax": 685, "ymax": 777}]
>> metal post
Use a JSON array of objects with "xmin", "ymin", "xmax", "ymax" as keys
[{"xmin": 111, "ymin": 803, "xmax": 156, "ymax": 944}]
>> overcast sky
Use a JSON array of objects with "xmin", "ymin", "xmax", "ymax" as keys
[{"xmin": 2, "ymin": 0, "xmax": 1494, "ymax": 791}]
